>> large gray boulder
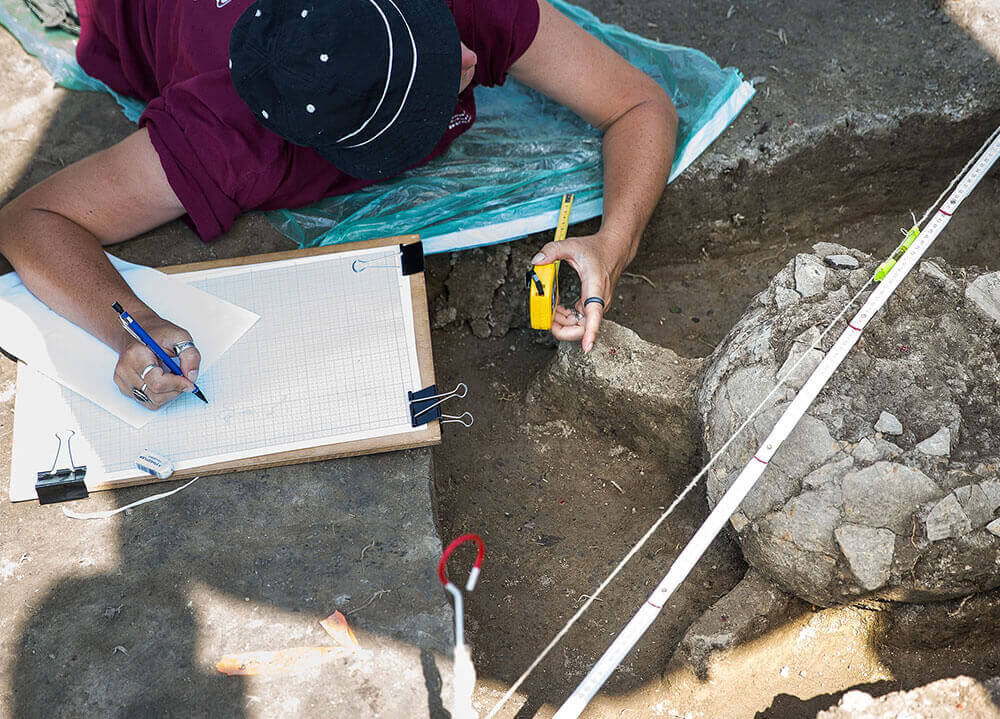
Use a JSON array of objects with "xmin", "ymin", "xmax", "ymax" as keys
[{"xmin": 698, "ymin": 244, "xmax": 1000, "ymax": 605}]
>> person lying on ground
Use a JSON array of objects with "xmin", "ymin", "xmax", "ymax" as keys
[{"xmin": 0, "ymin": 0, "xmax": 677, "ymax": 410}]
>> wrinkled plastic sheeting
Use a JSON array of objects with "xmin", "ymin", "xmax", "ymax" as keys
[
  {"xmin": 0, "ymin": 0, "xmax": 753, "ymax": 255},
  {"xmin": 269, "ymin": 0, "xmax": 755, "ymax": 254}
]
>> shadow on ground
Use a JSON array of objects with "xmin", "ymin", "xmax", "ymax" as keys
[{"xmin": 5, "ymin": 1, "xmax": 1000, "ymax": 717}]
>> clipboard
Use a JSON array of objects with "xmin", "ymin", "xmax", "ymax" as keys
[{"xmin": 8, "ymin": 235, "xmax": 443, "ymax": 501}]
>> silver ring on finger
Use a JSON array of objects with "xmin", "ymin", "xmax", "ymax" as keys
[
  {"xmin": 132, "ymin": 387, "xmax": 151, "ymax": 404},
  {"xmin": 140, "ymin": 363, "xmax": 158, "ymax": 380},
  {"xmin": 173, "ymin": 340, "xmax": 197, "ymax": 356},
  {"xmin": 140, "ymin": 382, "xmax": 149, "ymax": 394}
]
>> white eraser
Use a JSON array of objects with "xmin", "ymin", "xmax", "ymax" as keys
[{"xmin": 135, "ymin": 450, "xmax": 174, "ymax": 480}]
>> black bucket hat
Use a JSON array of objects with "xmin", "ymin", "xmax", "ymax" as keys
[{"xmin": 229, "ymin": 0, "xmax": 461, "ymax": 180}]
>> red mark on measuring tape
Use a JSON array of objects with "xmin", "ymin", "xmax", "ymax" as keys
[
  {"xmin": 753, "ymin": 455, "xmax": 768, "ymax": 465},
  {"xmin": 647, "ymin": 599, "xmax": 663, "ymax": 609},
  {"xmin": 848, "ymin": 322, "xmax": 862, "ymax": 331},
  {"xmin": 939, "ymin": 208, "xmax": 953, "ymax": 216}
]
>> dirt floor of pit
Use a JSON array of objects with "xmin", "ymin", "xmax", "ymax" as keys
[{"xmin": 429, "ymin": 161, "xmax": 1000, "ymax": 717}]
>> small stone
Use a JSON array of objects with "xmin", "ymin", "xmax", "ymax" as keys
[
  {"xmin": 730, "ymin": 511, "xmax": 749, "ymax": 532},
  {"xmin": 794, "ymin": 255, "xmax": 829, "ymax": 297},
  {"xmin": 838, "ymin": 690, "xmax": 875, "ymax": 712},
  {"xmin": 811, "ymin": 242, "xmax": 856, "ymax": 257},
  {"xmin": 987, "ymin": 518, "xmax": 1000, "ymax": 537},
  {"xmin": 925, "ymin": 493, "xmax": 972, "ymax": 541},
  {"xmin": 954, "ymin": 484, "xmax": 993, "ymax": 528},
  {"xmin": 774, "ymin": 286, "xmax": 801, "ymax": 309},
  {"xmin": 916, "ymin": 427, "xmax": 951, "ymax": 457},
  {"xmin": 432, "ymin": 305, "xmax": 457, "ymax": 328},
  {"xmin": 842, "ymin": 462, "xmax": 940, "ymax": 533},
  {"xmin": 823, "ymin": 254, "xmax": 859, "ymax": 270},
  {"xmin": 847, "ymin": 268, "xmax": 869, "ymax": 289},
  {"xmin": 778, "ymin": 326, "xmax": 823, "ymax": 389},
  {"xmin": 981, "ymin": 481, "xmax": 1000, "ymax": 513},
  {"xmin": 852, "ymin": 436, "xmax": 903, "ymax": 463},
  {"xmin": 852, "ymin": 437, "xmax": 878, "ymax": 463},
  {"xmin": 919, "ymin": 260, "xmax": 957, "ymax": 288},
  {"xmin": 802, "ymin": 456, "xmax": 854, "ymax": 490},
  {"xmin": 874, "ymin": 411, "xmax": 903, "ymax": 436},
  {"xmin": 965, "ymin": 271, "xmax": 1000, "ymax": 325},
  {"xmin": 769, "ymin": 490, "xmax": 841, "ymax": 554},
  {"xmin": 834, "ymin": 524, "xmax": 895, "ymax": 591},
  {"xmin": 779, "ymin": 665, "xmax": 790, "ymax": 678}
]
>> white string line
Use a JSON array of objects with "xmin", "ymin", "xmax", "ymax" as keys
[
  {"xmin": 483, "ymin": 281, "xmax": 870, "ymax": 719},
  {"xmin": 62, "ymin": 476, "xmax": 201, "ymax": 520},
  {"xmin": 485, "ymin": 124, "xmax": 1000, "ymax": 719}
]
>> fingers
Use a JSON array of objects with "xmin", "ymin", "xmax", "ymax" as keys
[
  {"xmin": 553, "ymin": 304, "xmax": 580, "ymax": 326},
  {"xmin": 532, "ymin": 235, "xmax": 614, "ymax": 352},
  {"xmin": 551, "ymin": 304, "xmax": 584, "ymax": 342},
  {"xmin": 114, "ymin": 340, "xmax": 193, "ymax": 410},
  {"xmin": 574, "ymin": 289, "xmax": 606, "ymax": 354},
  {"xmin": 531, "ymin": 240, "xmax": 575, "ymax": 267},
  {"xmin": 171, "ymin": 338, "xmax": 202, "ymax": 384}
]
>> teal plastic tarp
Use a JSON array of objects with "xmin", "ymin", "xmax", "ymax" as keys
[{"xmin": 0, "ymin": 0, "xmax": 753, "ymax": 253}]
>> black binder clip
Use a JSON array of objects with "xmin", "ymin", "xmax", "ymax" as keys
[
  {"xmin": 351, "ymin": 241, "xmax": 425, "ymax": 276},
  {"xmin": 408, "ymin": 383, "xmax": 474, "ymax": 428},
  {"xmin": 35, "ymin": 430, "xmax": 88, "ymax": 505}
]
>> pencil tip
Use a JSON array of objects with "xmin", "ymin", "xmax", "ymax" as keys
[{"xmin": 194, "ymin": 390, "xmax": 208, "ymax": 404}]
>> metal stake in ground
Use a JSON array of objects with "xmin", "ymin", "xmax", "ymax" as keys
[
  {"xmin": 439, "ymin": 533, "xmax": 485, "ymax": 719},
  {"xmin": 553, "ymin": 127, "xmax": 1000, "ymax": 718}
]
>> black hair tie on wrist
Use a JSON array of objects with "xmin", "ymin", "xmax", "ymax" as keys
[{"xmin": 583, "ymin": 296, "xmax": 605, "ymax": 308}]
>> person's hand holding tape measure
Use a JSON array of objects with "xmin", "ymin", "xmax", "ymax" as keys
[{"xmin": 531, "ymin": 229, "xmax": 631, "ymax": 353}]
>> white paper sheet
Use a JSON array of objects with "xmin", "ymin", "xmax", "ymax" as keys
[
  {"xmin": 0, "ymin": 254, "xmax": 260, "ymax": 428},
  {"xmin": 9, "ymin": 246, "xmax": 425, "ymax": 502}
]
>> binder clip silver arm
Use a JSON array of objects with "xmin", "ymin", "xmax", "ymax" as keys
[
  {"xmin": 35, "ymin": 430, "xmax": 89, "ymax": 505},
  {"xmin": 352, "ymin": 255, "xmax": 398, "ymax": 272},
  {"xmin": 409, "ymin": 382, "xmax": 474, "ymax": 428}
]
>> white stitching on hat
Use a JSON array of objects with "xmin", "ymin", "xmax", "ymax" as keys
[
  {"xmin": 341, "ymin": 0, "xmax": 418, "ymax": 149},
  {"xmin": 336, "ymin": 0, "xmax": 394, "ymax": 144}
]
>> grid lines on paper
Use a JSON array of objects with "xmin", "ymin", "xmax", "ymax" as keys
[{"xmin": 67, "ymin": 249, "xmax": 419, "ymax": 474}]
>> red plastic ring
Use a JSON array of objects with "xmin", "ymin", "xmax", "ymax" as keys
[{"xmin": 438, "ymin": 533, "xmax": 485, "ymax": 586}]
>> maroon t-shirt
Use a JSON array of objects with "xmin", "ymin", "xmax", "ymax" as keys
[{"xmin": 76, "ymin": 0, "xmax": 540, "ymax": 242}]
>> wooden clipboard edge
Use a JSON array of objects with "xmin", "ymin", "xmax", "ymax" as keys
[
  {"xmin": 77, "ymin": 425, "xmax": 439, "ymax": 494},
  {"xmin": 159, "ymin": 234, "xmax": 421, "ymax": 274},
  {"xmin": 10, "ymin": 235, "xmax": 440, "ymax": 499}
]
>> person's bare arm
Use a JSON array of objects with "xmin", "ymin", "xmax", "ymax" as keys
[
  {"xmin": 0, "ymin": 128, "xmax": 202, "ymax": 407},
  {"xmin": 509, "ymin": 0, "xmax": 677, "ymax": 351}
]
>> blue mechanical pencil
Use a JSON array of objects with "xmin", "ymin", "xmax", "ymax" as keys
[{"xmin": 111, "ymin": 301, "xmax": 208, "ymax": 403}]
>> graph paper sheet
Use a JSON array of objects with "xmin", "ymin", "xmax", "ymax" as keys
[
  {"xmin": 0, "ymin": 253, "xmax": 259, "ymax": 428},
  {"xmin": 9, "ymin": 246, "xmax": 426, "ymax": 502}
]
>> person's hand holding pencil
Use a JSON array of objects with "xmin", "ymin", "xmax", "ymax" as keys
[{"xmin": 111, "ymin": 302, "xmax": 204, "ymax": 409}]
